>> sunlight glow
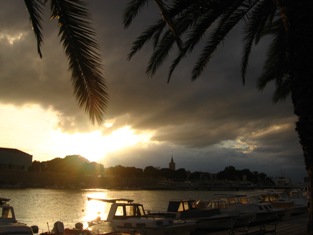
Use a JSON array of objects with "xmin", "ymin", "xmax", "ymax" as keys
[
  {"xmin": 251, "ymin": 124, "xmax": 290, "ymax": 138},
  {"xmin": 104, "ymin": 119, "xmax": 115, "ymax": 128},
  {"xmin": 219, "ymin": 123, "xmax": 291, "ymax": 154},
  {"xmin": 83, "ymin": 192, "xmax": 110, "ymax": 228},
  {"xmin": 219, "ymin": 139, "xmax": 256, "ymax": 154},
  {"xmin": 0, "ymin": 104, "xmax": 59, "ymax": 158},
  {"xmin": 0, "ymin": 33, "xmax": 25, "ymax": 45},
  {"xmin": 49, "ymin": 126, "xmax": 153, "ymax": 162},
  {"xmin": 0, "ymin": 103, "xmax": 153, "ymax": 163}
]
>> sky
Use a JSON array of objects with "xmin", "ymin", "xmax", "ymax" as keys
[{"xmin": 0, "ymin": 1, "xmax": 306, "ymax": 182}]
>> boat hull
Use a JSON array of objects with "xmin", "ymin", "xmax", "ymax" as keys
[
  {"xmin": 0, "ymin": 224, "xmax": 34, "ymax": 235},
  {"xmin": 89, "ymin": 219, "xmax": 194, "ymax": 235},
  {"xmin": 192, "ymin": 215, "xmax": 235, "ymax": 232}
]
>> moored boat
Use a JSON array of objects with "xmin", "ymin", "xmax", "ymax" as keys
[
  {"xmin": 258, "ymin": 190, "xmax": 308, "ymax": 216},
  {"xmin": 0, "ymin": 224, "xmax": 34, "ymax": 235},
  {"xmin": 87, "ymin": 198, "xmax": 195, "ymax": 235},
  {"xmin": 0, "ymin": 197, "xmax": 38, "ymax": 235},
  {"xmin": 204, "ymin": 199, "xmax": 256, "ymax": 228},
  {"xmin": 147, "ymin": 199, "xmax": 236, "ymax": 232},
  {"xmin": 40, "ymin": 221, "xmax": 128, "ymax": 235},
  {"xmin": 207, "ymin": 194, "xmax": 280, "ymax": 226}
]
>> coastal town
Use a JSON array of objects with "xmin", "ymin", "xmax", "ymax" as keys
[
  {"xmin": 1, "ymin": 147, "xmax": 310, "ymax": 235},
  {"xmin": 0, "ymin": 147, "xmax": 306, "ymax": 190}
]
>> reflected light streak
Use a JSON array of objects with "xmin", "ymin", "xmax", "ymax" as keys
[{"xmin": 83, "ymin": 192, "xmax": 110, "ymax": 228}]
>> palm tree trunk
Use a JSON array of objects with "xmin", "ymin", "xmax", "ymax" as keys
[{"xmin": 288, "ymin": 1, "xmax": 313, "ymax": 234}]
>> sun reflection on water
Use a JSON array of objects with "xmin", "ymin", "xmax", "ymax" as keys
[{"xmin": 82, "ymin": 192, "xmax": 110, "ymax": 228}]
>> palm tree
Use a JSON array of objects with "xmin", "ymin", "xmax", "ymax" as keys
[
  {"xmin": 123, "ymin": 0, "xmax": 313, "ymax": 230},
  {"xmin": 24, "ymin": 0, "xmax": 108, "ymax": 124}
]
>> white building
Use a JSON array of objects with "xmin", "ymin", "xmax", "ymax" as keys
[{"xmin": 273, "ymin": 176, "xmax": 291, "ymax": 186}]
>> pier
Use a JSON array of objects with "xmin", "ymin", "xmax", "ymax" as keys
[{"xmin": 208, "ymin": 213, "xmax": 307, "ymax": 235}]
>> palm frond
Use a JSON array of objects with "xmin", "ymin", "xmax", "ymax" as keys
[
  {"xmin": 124, "ymin": 0, "xmax": 284, "ymax": 87},
  {"xmin": 128, "ymin": 19, "xmax": 165, "ymax": 60},
  {"xmin": 257, "ymin": 19, "xmax": 290, "ymax": 102},
  {"xmin": 50, "ymin": 0, "xmax": 108, "ymax": 124},
  {"xmin": 167, "ymin": 50, "xmax": 186, "ymax": 82},
  {"xmin": 166, "ymin": 4, "xmax": 222, "ymax": 81},
  {"xmin": 123, "ymin": 0, "xmax": 149, "ymax": 28},
  {"xmin": 254, "ymin": 2, "xmax": 277, "ymax": 43},
  {"xmin": 241, "ymin": 0, "xmax": 275, "ymax": 83},
  {"xmin": 152, "ymin": 24, "xmax": 165, "ymax": 48},
  {"xmin": 272, "ymin": 76, "xmax": 291, "ymax": 102},
  {"xmin": 24, "ymin": 0, "xmax": 45, "ymax": 58},
  {"xmin": 183, "ymin": 3, "xmax": 225, "ymax": 54},
  {"xmin": 146, "ymin": 30, "xmax": 176, "ymax": 76},
  {"xmin": 153, "ymin": 0, "xmax": 182, "ymax": 50},
  {"xmin": 192, "ymin": 1, "xmax": 250, "ymax": 80},
  {"xmin": 146, "ymin": 1, "xmax": 206, "ymax": 78}
]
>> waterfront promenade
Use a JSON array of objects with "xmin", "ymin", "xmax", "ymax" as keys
[
  {"xmin": 209, "ymin": 213, "xmax": 307, "ymax": 235},
  {"xmin": 274, "ymin": 213, "xmax": 307, "ymax": 235}
]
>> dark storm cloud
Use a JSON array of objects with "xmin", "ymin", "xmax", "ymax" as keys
[{"xmin": 0, "ymin": 1, "xmax": 306, "ymax": 181}]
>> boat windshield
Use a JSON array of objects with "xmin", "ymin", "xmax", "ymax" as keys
[
  {"xmin": 114, "ymin": 204, "xmax": 146, "ymax": 218},
  {"xmin": 207, "ymin": 201, "xmax": 227, "ymax": 209},
  {"xmin": 126, "ymin": 205, "xmax": 145, "ymax": 217},
  {"xmin": 178, "ymin": 200, "xmax": 196, "ymax": 212},
  {"xmin": 1, "ymin": 207, "xmax": 14, "ymax": 220}
]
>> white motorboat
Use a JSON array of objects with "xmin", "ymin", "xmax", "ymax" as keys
[
  {"xmin": 204, "ymin": 199, "xmax": 256, "ymax": 228},
  {"xmin": 0, "ymin": 224, "xmax": 34, "ymax": 235},
  {"xmin": 208, "ymin": 194, "xmax": 280, "ymax": 226},
  {"xmin": 87, "ymin": 198, "xmax": 195, "ymax": 235},
  {"xmin": 148, "ymin": 199, "xmax": 236, "ymax": 232},
  {"xmin": 259, "ymin": 191, "xmax": 308, "ymax": 216},
  {"xmin": 236, "ymin": 202, "xmax": 280, "ymax": 226},
  {"xmin": 0, "ymin": 197, "xmax": 38, "ymax": 235},
  {"xmin": 288, "ymin": 189, "xmax": 309, "ymax": 215}
]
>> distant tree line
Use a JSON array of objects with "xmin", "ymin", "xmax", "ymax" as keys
[
  {"xmin": 216, "ymin": 166, "xmax": 274, "ymax": 185},
  {"xmin": 105, "ymin": 165, "xmax": 274, "ymax": 185},
  {"xmin": 26, "ymin": 155, "xmax": 274, "ymax": 188},
  {"xmin": 30, "ymin": 155, "xmax": 105, "ymax": 176}
]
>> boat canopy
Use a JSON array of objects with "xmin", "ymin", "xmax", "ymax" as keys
[
  {"xmin": 0, "ymin": 198, "xmax": 10, "ymax": 206},
  {"xmin": 87, "ymin": 198, "xmax": 134, "ymax": 203}
]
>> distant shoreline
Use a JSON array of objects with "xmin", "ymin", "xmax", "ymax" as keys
[
  {"xmin": 0, "ymin": 184, "xmax": 304, "ymax": 191},
  {"xmin": 0, "ymin": 168, "xmax": 306, "ymax": 191}
]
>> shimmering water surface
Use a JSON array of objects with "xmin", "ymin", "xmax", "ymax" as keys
[{"xmin": 0, "ymin": 188, "xmax": 263, "ymax": 233}]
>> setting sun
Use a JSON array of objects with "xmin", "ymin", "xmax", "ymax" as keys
[
  {"xmin": 48, "ymin": 126, "xmax": 153, "ymax": 162},
  {"xmin": 0, "ymin": 104, "xmax": 154, "ymax": 163}
]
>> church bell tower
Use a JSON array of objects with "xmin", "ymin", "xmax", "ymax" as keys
[{"xmin": 169, "ymin": 156, "xmax": 176, "ymax": 171}]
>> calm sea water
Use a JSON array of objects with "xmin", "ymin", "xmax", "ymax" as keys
[{"xmin": 0, "ymin": 188, "xmax": 264, "ymax": 233}]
